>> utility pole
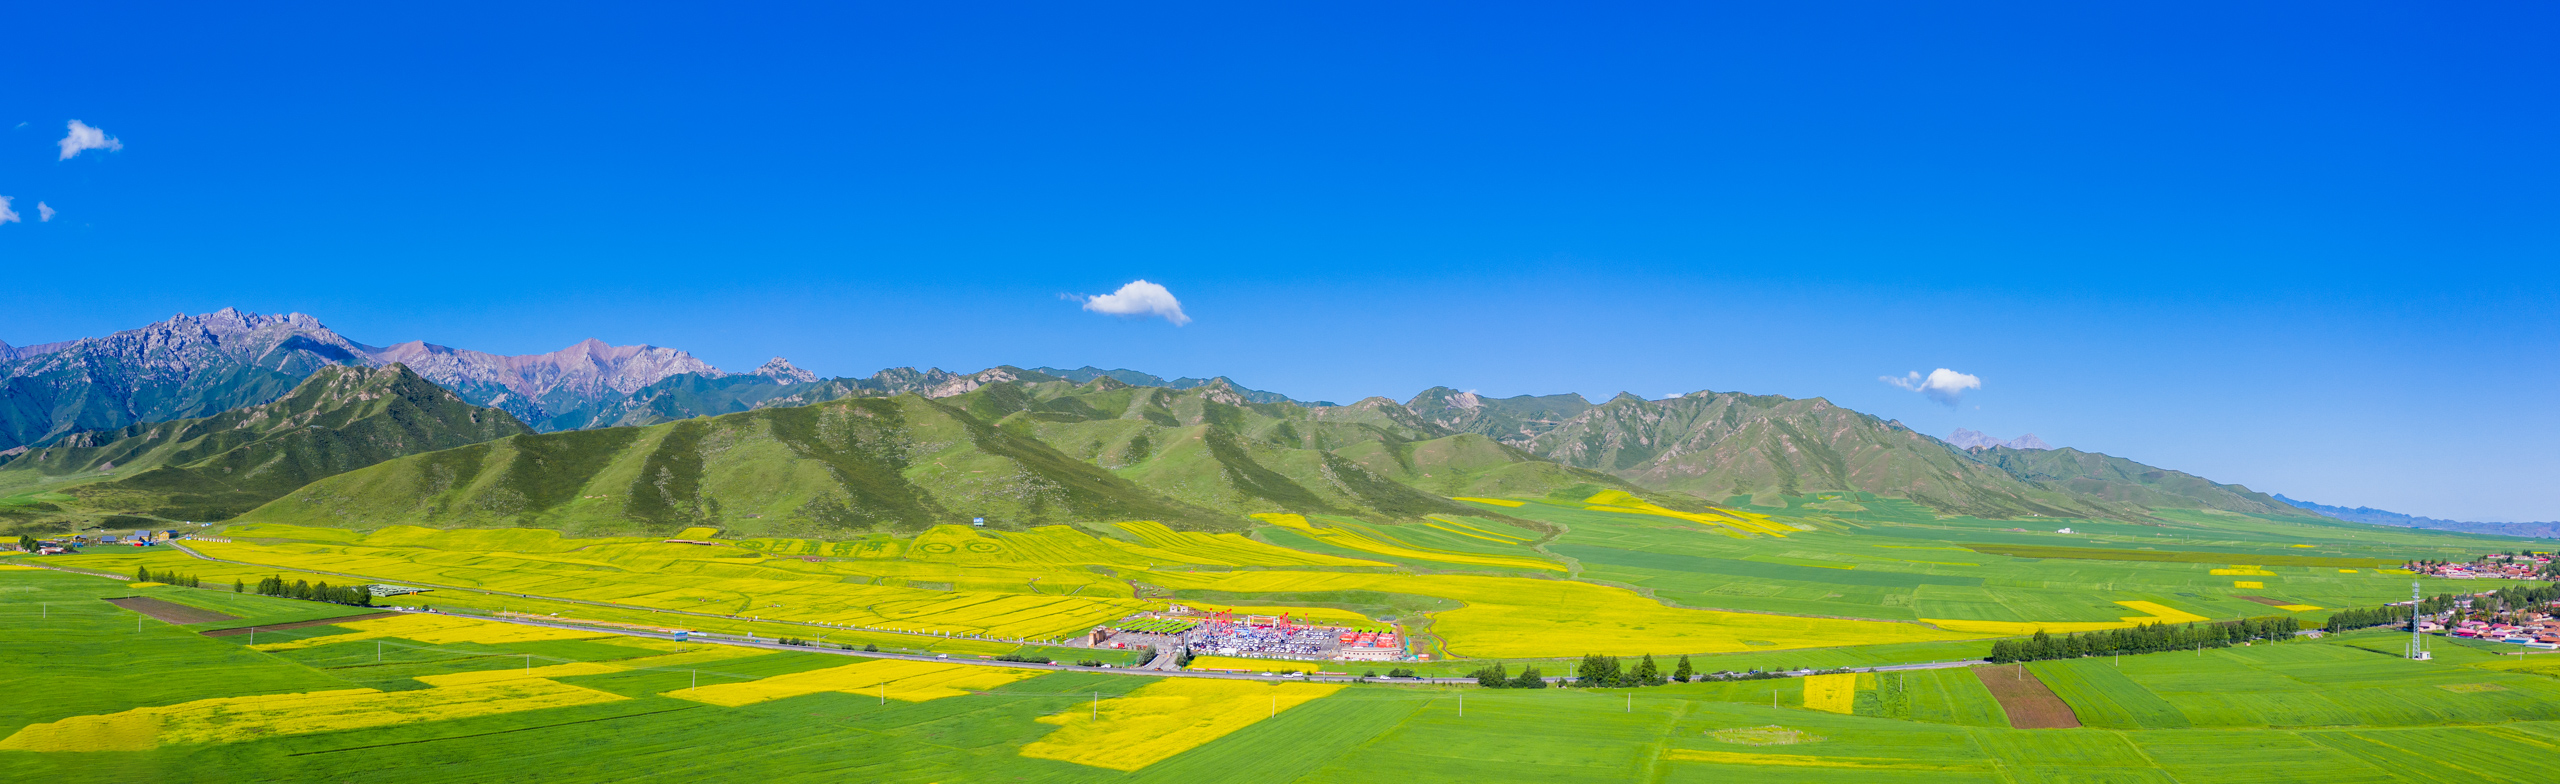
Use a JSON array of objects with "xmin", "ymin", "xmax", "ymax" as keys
[{"xmin": 2407, "ymin": 581, "xmax": 2427, "ymax": 660}]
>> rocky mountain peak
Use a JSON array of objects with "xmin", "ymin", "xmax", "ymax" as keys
[
  {"xmin": 1948, "ymin": 428, "xmax": 2053, "ymax": 451},
  {"xmin": 752, "ymin": 357, "xmax": 818, "ymax": 384}
]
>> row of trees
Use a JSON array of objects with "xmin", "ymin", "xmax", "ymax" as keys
[
  {"xmin": 1465, "ymin": 654, "xmax": 1713, "ymax": 688},
  {"xmin": 1575, "ymin": 653, "xmax": 1694, "ymax": 687},
  {"xmin": 251, "ymin": 575, "xmax": 375, "ymax": 607},
  {"xmin": 132, "ymin": 566, "xmax": 203, "ymax": 588},
  {"xmin": 1468, "ymin": 663, "xmax": 1549, "ymax": 688},
  {"xmin": 1986, "ymin": 617, "xmax": 2302, "ymax": 664}
]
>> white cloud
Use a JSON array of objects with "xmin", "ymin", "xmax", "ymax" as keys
[
  {"xmin": 1081, "ymin": 280, "xmax": 1191, "ymax": 325},
  {"xmin": 0, "ymin": 196, "xmax": 17, "ymax": 225},
  {"xmin": 1880, "ymin": 368, "xmax": 1982, "ymax": 406},
  {"xmin": 59, "ymin": 120, "xmax": 122, "ymax": 160},
  {"xmin": 37, "ymin": 202, "xmax": 54, "ymax": 222}
]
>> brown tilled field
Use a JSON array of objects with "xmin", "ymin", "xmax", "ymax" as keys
[
  {"xmin": 199, "ymin": 611, "xmax": 401, "ymax": 636},
  {"xmin": 105, "ymin": 596, "xmax": 239, "ymax": 625},
  {"xmin": 1972, "ymin": 664, "xmax": 2080, "ymax": 729}
]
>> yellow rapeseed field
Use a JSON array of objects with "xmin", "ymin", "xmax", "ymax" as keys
[
  {"xmin": 1144, "ymin": 570, "xmax": 1980, "ymax": 657},
  {"xmin": 2211, "ymin": 565, "xmax": 2276, "ymax": 576},
  {"xmin": 1921, "ymin": 600, "xmax": 2209, "ymax": 635},
  {"xmin": 674, "ymin": 527, "xmax": 720, "ymax": 539},
  {"xmin": 2113, "ymin": 601, "xmax": 2208, "ymax": 624},
  {"xmin": 250, "ymin": 614, "xmax": 615, "ymax": 651},
  {"xmin": 0, "ymin": 679, "xmax": 627, "ymax": 752},
  {"xmin": 1111, "ymin": 522, "xmax": 1382, "ymax": 567},
  {"xmin": 1018, "ymin": 679, "xmax": 1343, "ymax": 771},
  {"xmin": 1579, "ymin": 490, "xmax": 1797, "ymax": 538},
  {"xmin": 2234, "ymin": 581, "xmax": 2265, "ymax": 589},
  {"xmin": 664, "ymin": 658, "xmax": 1037, "ymax": 707},
  {"xmin": 191, "ymin": 538, "xmax": 1147, "ymax": 641},
  {"xmin": 2275, "ymin": 604, "xmax": 2322, "ymax": 612},
  {"xmin": 1424, "ymin": 515, "xmax": 1532, "ymax": 544},
  {"xmin": 414, "ymin": 662, "xmax": 627, "ymax": 686},
  {"xmin": 1800, "ymin": 672, "xmax": 1857, "ymax": 714},
  {"xmin": 1253, "ymin": 514, "xmax": 1562, "ymax": 572}
]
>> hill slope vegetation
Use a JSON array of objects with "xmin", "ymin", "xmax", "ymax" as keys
[{"xmin": 0, "ymin": 364, "xmax": 530, "ymax": 522}]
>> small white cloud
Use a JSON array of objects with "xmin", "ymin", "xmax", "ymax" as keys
[
  {"xmin": 59, "ymin": 120, "xmax": 122, "ymax": 160},
  {"xmin": 36, "ymin": 202, "xmax": 55, "ymax": 222},
  {"xmin": 1081, "ymin": 280, "xmax": 1191, "ymax": 325},
  {"xmin": 1880, "ymin": 368, "xmax": 1982, "ymax": 406},
  {"xmin": 0, "ymin": 196, "xmax": 18, "ymax": 225}
]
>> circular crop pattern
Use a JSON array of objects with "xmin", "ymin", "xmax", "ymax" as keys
[
  {"xmin": 964, "ymin": 541, "xmax": 1001, "ymax": 553},
  {"xmin": 918, "ymin": 542, "xmax": 957, "ymax": 554}
]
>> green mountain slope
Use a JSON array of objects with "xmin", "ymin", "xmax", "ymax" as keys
[
  {"xmin": 239, "ymin": 393, "xmax": 1243, "ymax": 536},
  {"xmin": 956, "ymin": 379, "xmax": 1620, "ymax": 520},
  {"xmin": 1965, "ymin": 445, "xmax": 2315, "ymax": 517},
  {"xmin": 1501, "ymin": 391, "xmax": 2139, "ymax": 520},
  {"xmin": 239, "ymin": 374, "xmax": 1621, "ymax": 535},
  {"xmin": 0, "ymin": 364, "xmax": 530, "ymax": 522}
]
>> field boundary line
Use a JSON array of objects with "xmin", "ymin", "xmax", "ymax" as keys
[{"xmin": 284, "ymin": 705, "xmax": 704, "ymax": 756}]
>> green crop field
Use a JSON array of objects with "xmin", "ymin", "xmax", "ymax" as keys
[
  {"xmin": 7, "ymin": 565, "xmax": 2558, "ymax": 783},
  {"xmin": 11, "ymin": 476, "xmax": 2557, "ymax": 782}
]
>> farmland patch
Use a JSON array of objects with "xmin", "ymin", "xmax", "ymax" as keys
[
  {"xmin": 1973, "ymin": 664, "xmax": 2079, "ymax": 728},
  {"xmin": 1017, "ymin": 678, "xmax": 1342, "ymax": 771},
  {"xmin": 105, "ymin": 596, "xmax": 237, "ymax": 625}
]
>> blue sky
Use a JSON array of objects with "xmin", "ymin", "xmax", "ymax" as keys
[{"xmin": 3, "ymin": 3, "xmax": 2555, "ymax": 520}]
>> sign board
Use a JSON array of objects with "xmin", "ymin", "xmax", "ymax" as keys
[{"xmin": 971, "ymin": 517, "xmax": 986, "ymax": 526}]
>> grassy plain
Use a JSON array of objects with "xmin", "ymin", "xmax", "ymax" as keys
[{"xmin": 7, "ymin": 561, "xmax": 2560, "ymax": 783}]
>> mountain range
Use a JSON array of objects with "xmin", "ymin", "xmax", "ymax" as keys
[
  {"xmin": 3, "ymin": 308, "xmax": 2342, "ymax": 534},
  {"xmin": 0, "ymin": 364, "xmax": 528, "ymax": 528},
  {"xmin": 2275, "ymin": 495, "xmax": 2560, "ymax": 540},
  {"xmin": 1946, "ymin": 428, "xmax": 2053, "ymax": 450}
]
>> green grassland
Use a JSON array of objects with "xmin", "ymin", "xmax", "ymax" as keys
[
  {"xmin": 40, "ymin": 476, "xmax": 2532, "ymax": 668},
  {"xmin": 6, "ymin": 568, "xmax": 2560, "ymax": 783}
]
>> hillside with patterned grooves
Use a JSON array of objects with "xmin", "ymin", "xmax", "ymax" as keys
[
  {"xmin": 238, "ymin": 390, "xmax": 1246, "ymax": 536},
  {"xmin": 235, "ymin": 374, "xmax": 1616, "ymax": 536},
  {"xmin": 1965, "ymin": 445, "xmax": 2310, "ymax": 518},
  {"xmin": 0, "ymin": 364, "xmax": 531, "ymax": 524},
  {"xmin": 1435, "ymin": 390, "xmax": 2135, "ymax": 519},
  {"xmin": 970, "ymin": 377, "xmax": 1620, "ymax": 521}
]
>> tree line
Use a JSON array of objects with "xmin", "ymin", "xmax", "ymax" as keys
[
  {"xmin": 251, "ymin": 575, "xmax": 375, "ymax": 607},
  {"xmin": 1468, "ymin": 654, "xmax": 1711, "ymax": 688},
  {"xmin": 1987, "ymin": 616, "xmax": 2302, "ymax": 664},
  {"xmin": 132, "ymin": 566, "xmax": 203, "ymax": 588}
]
